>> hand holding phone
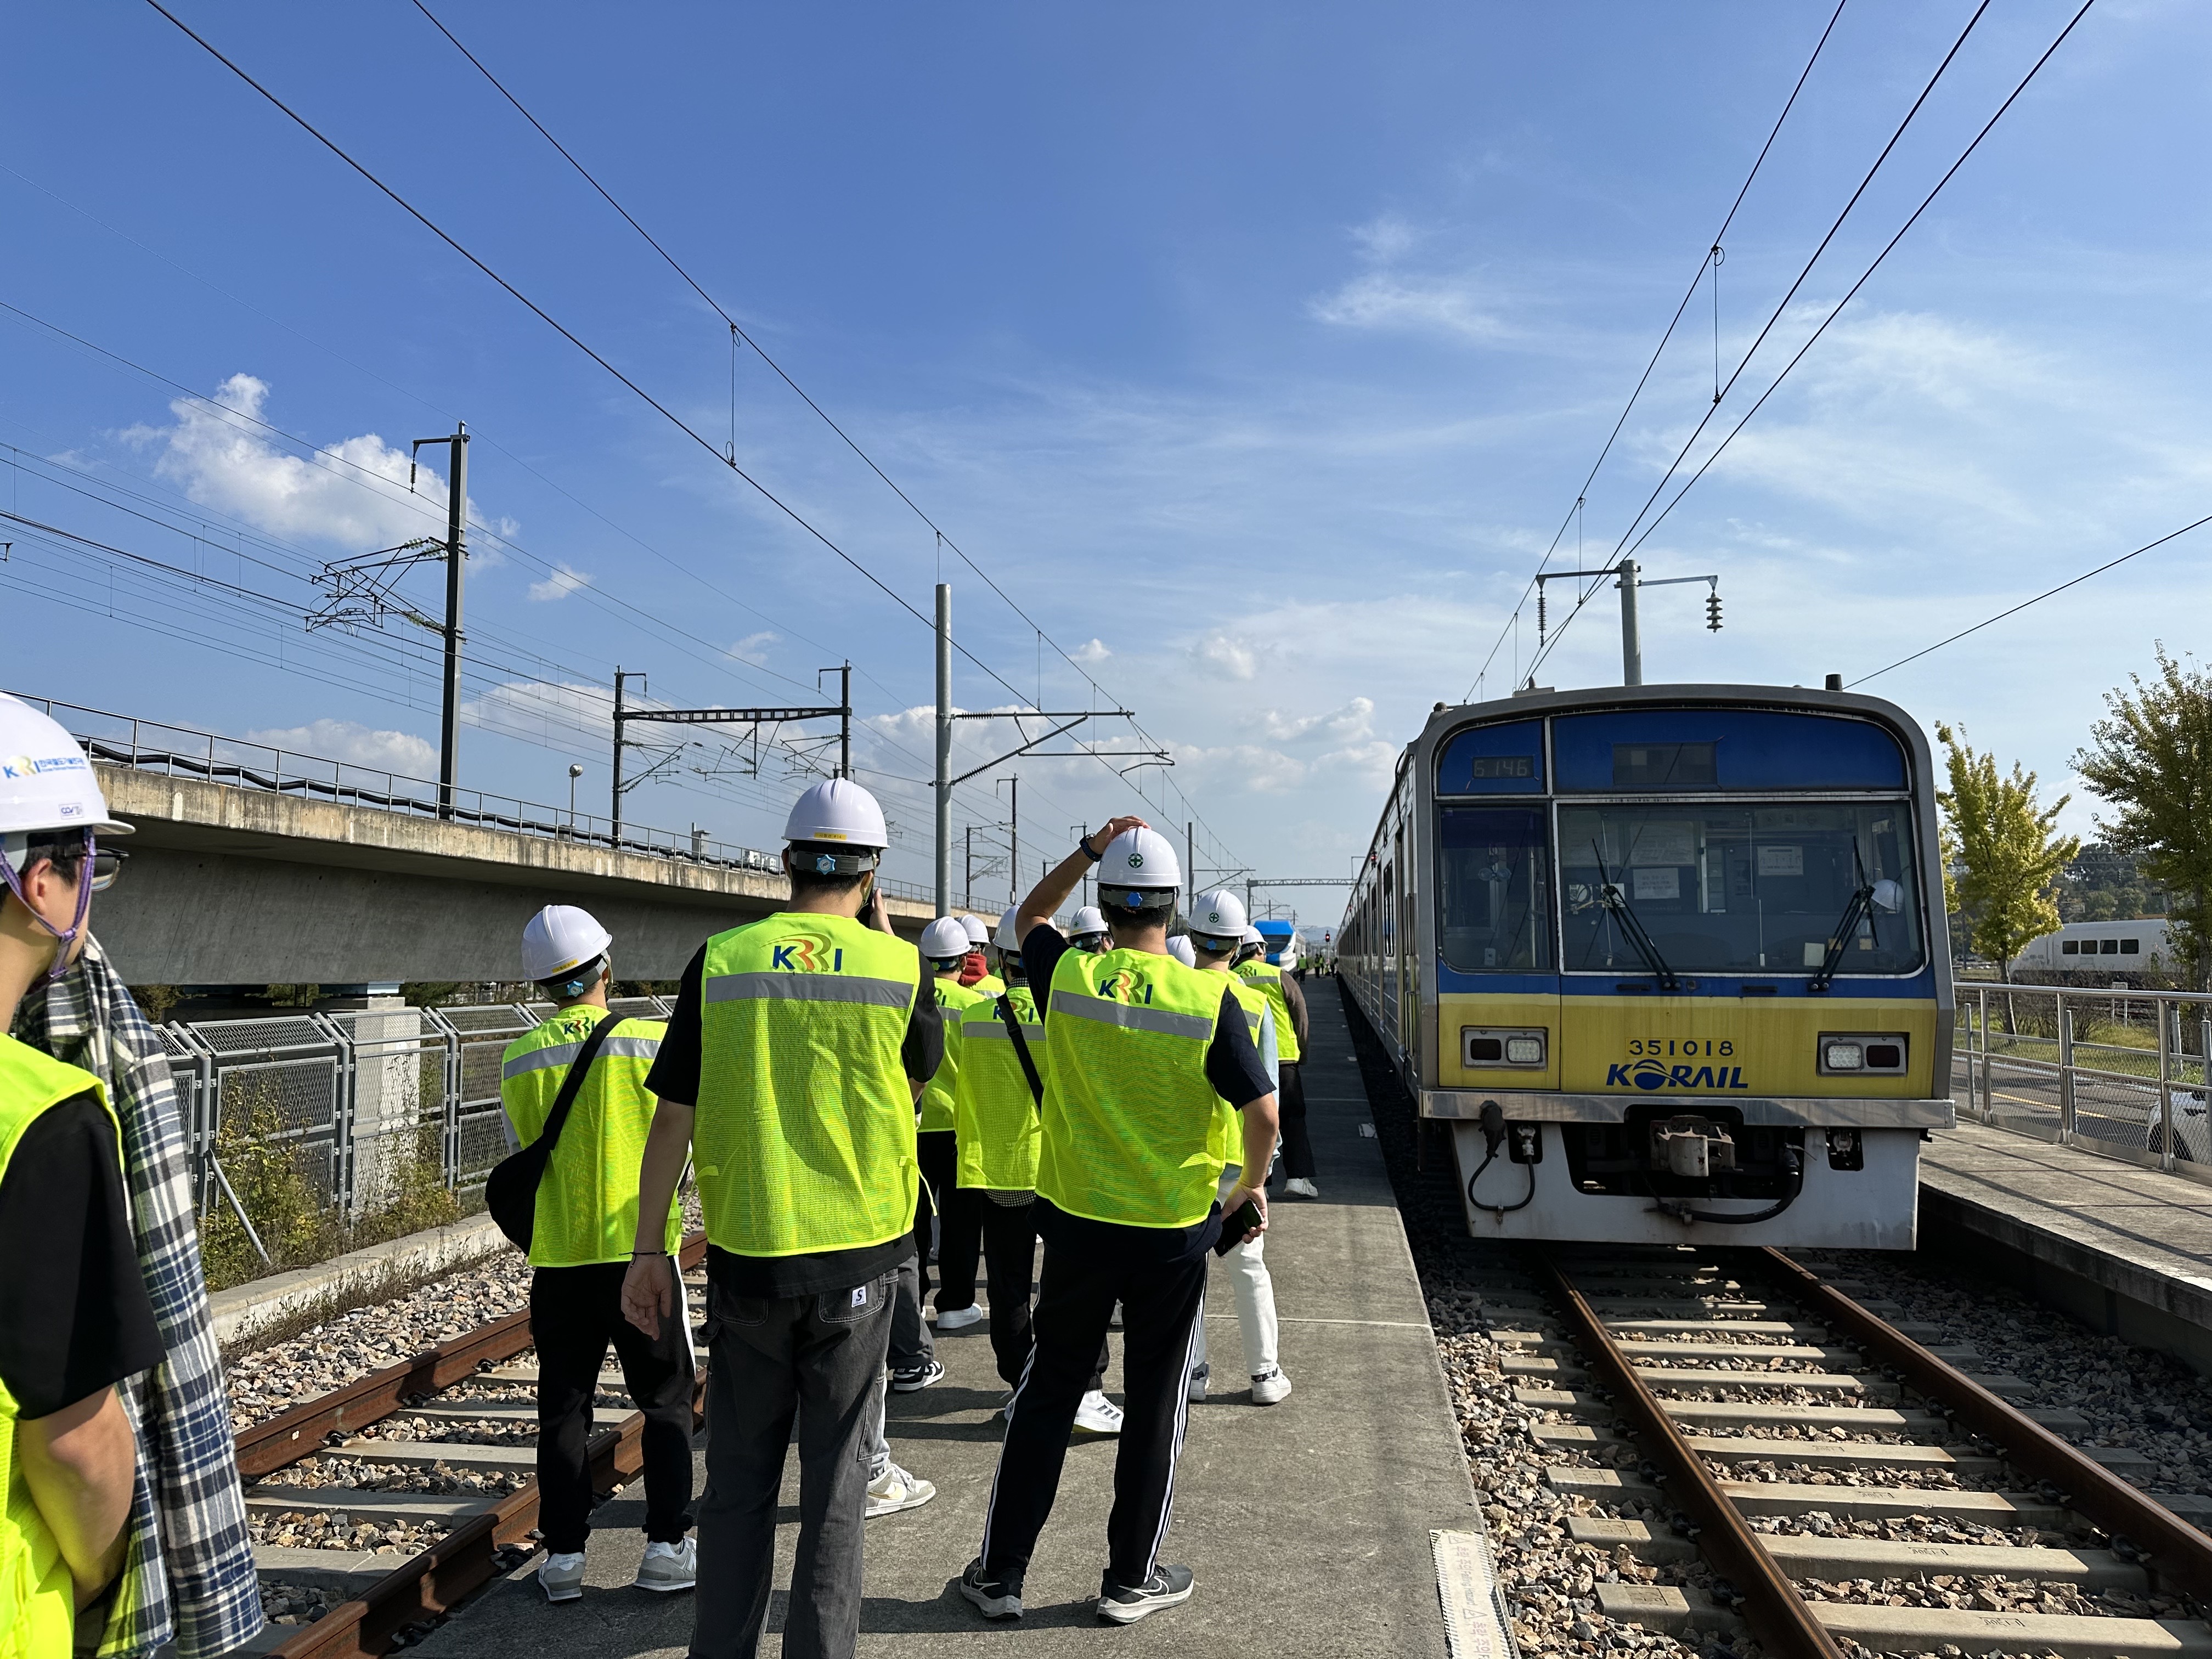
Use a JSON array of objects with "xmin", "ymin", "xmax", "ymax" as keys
[{"xmin": 1214, "ymin": 1194, "xmax": 1265, "ymax": 1255}]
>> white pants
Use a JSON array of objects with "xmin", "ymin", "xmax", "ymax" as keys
[{"xmin": 1193, "ymin": 1164, "xmax": 1280, "ymax": 1380}]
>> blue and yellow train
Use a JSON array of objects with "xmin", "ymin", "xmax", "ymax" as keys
[{"xmin": 1340, "ymin": 684, "xmax": 1955, "ymax": 1249}]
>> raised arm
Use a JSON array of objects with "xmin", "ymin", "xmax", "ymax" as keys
[{"xmin": 1018, "ymin": 813, "xmax": 1149, "ymax": 940}]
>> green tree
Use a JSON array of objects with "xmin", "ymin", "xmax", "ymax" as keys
[
  {"xmin": 2073, "ymin": 647, "xmax": 2212, "ymax": 992},
  {"xmin": 1936, "ymin": 725, "xmax": 2080, "ymax": 1001}
]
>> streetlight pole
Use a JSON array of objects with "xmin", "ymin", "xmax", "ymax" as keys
[
  {"xmin": 935, "ymin": 584, "xmax": 952, "ymax": 917},
  {"xmin": 567, "ymin": 763, "xmax": 582, "ymax": 828}
]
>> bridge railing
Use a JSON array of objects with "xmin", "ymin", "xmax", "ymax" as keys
[
  {"xmin": 1953, "ymin": 981, "xmax": 2212, "ymax": 1183},
  {"xmin": 7, "ymin": 690, "xmax": 934, "ymax": 901},
  {"xmin": 161, "ymin": 995, "xmax": 679, "ymax": 1262}
]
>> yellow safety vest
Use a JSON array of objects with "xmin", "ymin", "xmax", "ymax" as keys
[
  {"xmin": 1234, "ymin": 959, "xmax": 1302, "ymax": 1063},
  {"xmin": 1036, "ymin": 947, "xmax": 1227, "ymax": 1228},
  {"xmin": 500, "ymin": 1007, "xmax": 676, "ymax": 1267},
  {"xmin": 967, "ymin": 972, "xmax": 1006, "ymax": 999},
  {"xmin": 695, "ymin": 913, "xmax": 922, "ymax": 1257},
  {"xmin": 918, "ymin": 977, "xmax": 986, "ymax": 1133},
  {"xmin": 1209, "ymin": 978, "xmax": 1272, "ymax": 1165},
  {"xmin": 0, "ymin": 1036, "xmax": 123, "ymax": 1659},
  {"xmin": 953, "ymin": 985, "xmax": 1045, "ymax": 1192}
]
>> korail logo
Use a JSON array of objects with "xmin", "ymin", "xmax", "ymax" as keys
[{"xmin": 1605, "ymin": 1057, "xmax": 1749, "ymax": 1091}]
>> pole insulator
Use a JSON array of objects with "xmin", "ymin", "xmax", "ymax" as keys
[
  {"xmin": 1537, "ymin": 590, "xmax": 1547, "ymax": 640},
  {"xmin": 1706, "ymin": 590, "xmax": 1723, "ymax": 633}
]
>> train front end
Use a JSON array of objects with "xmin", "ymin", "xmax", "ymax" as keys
[{"xmin": 1407, "ymin": 686, "xmax": 1953, "ymax": 1250}]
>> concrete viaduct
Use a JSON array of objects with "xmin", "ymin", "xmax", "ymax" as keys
[{"xmin": 89, "ymin": 765, "xmax": 956, "ymax": 986}]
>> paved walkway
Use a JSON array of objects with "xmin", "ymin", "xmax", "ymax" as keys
[{"xmin": 413, "ymin": 978, "xmax": 1481, "ymax": 1657}]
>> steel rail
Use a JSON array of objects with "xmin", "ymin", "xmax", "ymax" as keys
[
  {"xmin": 1536, "ymin": 1251, "xmax": 1850, "ymax": 1659},
  {"xmin": 240, "ymin": 1233, "xmax": 708, "ymax": 1656},
  {"xmin": 1757, "ymin": 1245, "xmax": 2212, "ymax": 1602}
]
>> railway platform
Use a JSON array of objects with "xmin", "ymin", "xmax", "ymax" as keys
[
  {"xmin": 1920, "ymin": 1123, "xmax": 2212, "ymax": 1376},
  {"xmin": 405, "ymin": 980, "xmax": 1491, "ymax": 1657}
]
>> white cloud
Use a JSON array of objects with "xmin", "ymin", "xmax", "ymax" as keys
[
  {"xmin": 1192, "ymin": 631, "xmax": 1257, "ymax": 680},
  {"xmin": 1073, "ymin": 637, "xmax": 1111, "ymax": 665},
  {"xmin": 243, "ymin": 718, "xmax": 437, "ymax": 776},
  {"xmin": 1350, "ymin": 213, "xmax": 1420, "ymax": 262},
  {"xmin": 1257, "ymin": 697, "xmax": 1375, "ymax": 744},
  {"xmin": 1308, "ymin": 272, "xmax": 1513, "ymax": 343},
  {"xmin": 125, "ymin": 374, "xmax": 505, "ymax": 551},
  {"xmin": 528, "ymin": 562, "xmax": 592, "ymax": 602},
  {"xmin": 729, "ymin": 630, "xmax": 780, "ymax": 665}
]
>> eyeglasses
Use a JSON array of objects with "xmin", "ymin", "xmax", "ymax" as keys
[{"xmin": 22, "ymin": 837, "xmax": 128, "ymax": 892}]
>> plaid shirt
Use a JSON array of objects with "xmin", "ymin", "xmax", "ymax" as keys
[{"xmin": 13, "ymin": 939, "xmax": 263, "ymax": 1658}]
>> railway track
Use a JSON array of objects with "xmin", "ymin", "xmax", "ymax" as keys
[
  {"xmin": 1501, "ymin": 1244, "xmax": 2212, "ymax": 1657},
  {"xmin": 235, "ymin": 1235, "xmax": 709, "ymax": 1659}
]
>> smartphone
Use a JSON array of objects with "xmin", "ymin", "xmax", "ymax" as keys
[{"xmin": 1214, "ymin": 1198, "xmax": 1263, "ymax": 1256}]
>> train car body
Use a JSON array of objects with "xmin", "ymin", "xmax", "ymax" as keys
[
  {"xmin": 2011, "ymin": 918, "xmax": 2173, "ymax": 979},
  {"xmin": 1340, "ymin": 684, "xmax": 1954, "ymax": 1250},
  {"xmin": 1254, "ymin": 919, "xmax": 1302, "ymax": 969}
]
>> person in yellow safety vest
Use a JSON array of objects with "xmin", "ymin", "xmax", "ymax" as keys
[
  {"xmin": 1237, "ymin": 926, "xmax": 1318, "ymax": 1198},
  {"xmin": 897, "ymin": 918, "xmax": 985, "ymax": 1388},
  {"xmin": 499, "ymin": 906, "xmax": 693, "ymax": 1604},
  {"xmin": 1069, "ymin": 905, "xmax": 1109, "ymax": 953},
  {"xmin": 0, "ymin": 702, "xmax": 160, "ymax": 1658},
  {"xmin": 951, "ymin": 910, "xmax": 1118, "ymax": 1432},
  {"xmin": 1182, "ymin": 892, "xmax": 1292, "ymax": 1408},
  {"xmin": 956, "ymin": 913, "xmax": 1002, "ymax": 994},
  {"xmin": 621, "ymin": 778, "xmax": 943, "ymax": 1659},
  {"xmin": 960, "ymin": 817, "xmax": 1278, "ymax": 1629}
]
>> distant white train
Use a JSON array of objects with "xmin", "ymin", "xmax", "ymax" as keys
[{"xmin": 2011, "ymin": 918, "xmax": 2173, "ymax": 976}]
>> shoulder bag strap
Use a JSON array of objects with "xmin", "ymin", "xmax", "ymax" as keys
[
  {"xmin": 993, "ymin": 994, "xmax": 1046, "ymax": 1110},
  {"xmin": 534, "ymin": 1012, "xmax": 625, "ymax": 1159}
]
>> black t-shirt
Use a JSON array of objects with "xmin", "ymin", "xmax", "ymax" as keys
[
  {"xmin": 1022, "ymin": 923, "xmax": 1277, "ymax": 1264},
  {"xmin": 0, "ymin": 1092, "xmax": 165, "ymax": 1418},
  {"xmin": 647, "ymin": 931, "xmax": 944, "ymax": 1299}
]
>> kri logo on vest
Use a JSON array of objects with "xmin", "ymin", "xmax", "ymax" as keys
[
  {"xmin": 1098, "ymin": 970, "xmax": 1155, "ymax": 1005},
  {"xmin": 771, "ymin": 934, "xmax": 844, "ymax": 972}
]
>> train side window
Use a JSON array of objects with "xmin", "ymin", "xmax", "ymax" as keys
[
  {"xmin": 2062, "ymin": 940, "xmax": 2080, "ymax": 955},
  {"xmin": 2103, "ymin": 938, "xmax": 2120, "ymax": 955},
  {"xmin": 2121, "ymin": 938, "xmax": 2140, "ymax": 955}
]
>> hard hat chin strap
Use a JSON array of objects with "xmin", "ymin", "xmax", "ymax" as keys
[{"xmin": 0, "ymin": 832, "xmax": 95, "ymax": 982}]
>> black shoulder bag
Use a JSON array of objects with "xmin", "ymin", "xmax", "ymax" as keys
[
  {"xmin": 992, "ymin": 994, "xmax": 1046, "ymax": 1110},
  {"xmin": 486, "ymin": 1014, "xmax": 626, "ymax": 1251}
]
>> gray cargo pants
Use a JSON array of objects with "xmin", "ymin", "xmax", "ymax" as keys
[{"xmin": 690, "ymin": 1267, "xmax": 898, "ymax": 1659}]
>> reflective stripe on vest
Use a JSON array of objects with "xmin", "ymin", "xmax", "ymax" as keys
[
  {"xmin": 695, "ymin": 913, "xmax": 922, "ymax": 1257},
  {"xmin": 1234, "ymin": 960, "xmax": 1302, "ymax": 1062},
  {"xmin": 953, "ymin": 985, "xmax": 1043, "ymax": 1192},
  {"xmin": 0, "ymin": 1036, "xmax": 120, "ymax": 1657},
  {"xmin": 499, "ymin": 1008, "xmax": 674, "ymax": 1267},
  {"xmin": 919, "ymin": 978, "xmax": 987, "ymax": 1133},
  {"xmin": 1035, "ymin": 947, "xmax": 1225, "ymax": 1228}
]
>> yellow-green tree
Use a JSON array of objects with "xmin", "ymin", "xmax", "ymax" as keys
[
  {"xmin": 2073, "ymin": 647, "xmax": 2212, "ymax": 992},
  {"xmin": 1936, "ymin": 724, "xmax": 2080, "ymax": 996}
]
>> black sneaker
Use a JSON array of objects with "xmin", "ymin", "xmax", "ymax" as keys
[
  {"xmin": 1096, "ymin": 1564, "xmax": 1194, "ymax": 1624},
  {"xmin": 891, "ymin": 1359, "xmax": 945, "ymax": 1393},
  {"xmin": 959, "ymin": 1558, "xmax": 1023, "ymax": 1621}
]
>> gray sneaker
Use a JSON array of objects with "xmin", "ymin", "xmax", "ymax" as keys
[
  {"xmin": 539, "ymin": 1549, "xmax": 586, "ymax": 1604},
  {"xmin": 634, "ymin": 1537, "xmax": 696, "ymax": 1593},
  {"xmin": 866, "ymin": 1461, "xmax": 936, "ymax": 1517}
]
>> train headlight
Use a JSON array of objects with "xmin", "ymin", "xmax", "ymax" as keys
[
  {"xmin": 1818, "ymin": 1034, "xmax": 1908, "ymax": 1075},
  {"xmin": 1464, "ymin": 1028, "xmax": 1547, "ymax": 1068}
]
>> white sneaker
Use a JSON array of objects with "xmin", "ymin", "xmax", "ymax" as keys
[
  {"xmin": 1251, "ymin": 1368, "xmax": 1293, "ymax": 1406},
  {"xmin": 1187, "ymin": 1368, "xmax": 1209, "ymax": 1403},
  {"xmin": 540, "ymin": 1549, "xmax": 586, "ymax": 1603},
  {"xmin": 866, "ymin": 1461, "xmax": 936, "ymax": 1517},
  {"xmin": 1285, "ymin": 1177, "xmax": 1319, "ymax": 1198},
  {"xmin": 634, "ymin": 1537, "xmax": 696, "ymax": 1593},
  {"xmin": 935, "ymin": 1304, "xmax": 985, "ymax": 1331},
  {"xmin": 1072, "ymin": 1390, "xmax": 1124, "ymax": 1437}
]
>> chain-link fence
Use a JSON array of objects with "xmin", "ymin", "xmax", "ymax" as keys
[
  {"xmin": 1953, "ymin": 981, "xmax": 2212, "ymax": 1180},
  {"xmin": 167, "ymin": 996, "xmax": 679, "ymax": 1265}
]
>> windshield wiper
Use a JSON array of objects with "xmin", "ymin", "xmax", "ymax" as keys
[
  {"xmin": 1592, "ymin": 841, "xmax": 1680, "ymax": 992},
  {"xmin": 1808, "ymin": 844, "xmax": 1876, "ymax": 994}
]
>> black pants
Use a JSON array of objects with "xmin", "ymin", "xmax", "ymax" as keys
[
  {"xmin": 914, "ymin": 1130, "xmax": 983, "ymax": 1312},
  {"xmin": 979, "ymin": 1242, "xmax": 1205, "ymax": 1589},
  {"xmin": 529, "ymin": 1260, "xmax": 694, "ymax": 1555},
  {"xmin": 1273, "ymin": 1062, "xmax": 1315, "ymax": 1180},
  {"xmin": 967, "ymin": 1198, "xmax": 1106, "ymax": 1392}
]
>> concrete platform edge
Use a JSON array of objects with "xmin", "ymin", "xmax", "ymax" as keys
[{"xmin": 211, "ymin": 1212, "xmax": 509, "ymax": 1353}]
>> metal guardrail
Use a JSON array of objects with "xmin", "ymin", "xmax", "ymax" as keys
[
  {"xmin": 8, "ymin": 690, "xmax": 934, "ymax": 904},
  {"xmin": 162, "ymin": 995, "xmax": 676, "ymax": 1256},
  {"xmin": 1954, "ymin": 980, "xmax": 2212, "ymax": 1184}
]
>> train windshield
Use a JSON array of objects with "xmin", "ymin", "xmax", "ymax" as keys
[
  {"xmin": 1556, "ymin": 803, "xmax": 1924, "ymax": 977},
  {"xmin": 1438, "ymin": 806, "xmax": 1553, "ymax": 972}
]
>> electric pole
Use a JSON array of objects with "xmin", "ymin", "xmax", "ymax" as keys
[
  {"xmin": 611, "ymin": 668, "xmax": 646, "ymax": 844},
  {"xmin": 1618, "ymin": 557, "xmax": 1643, "ymax": 687},
  {"xmin": 410, "ymin": 424, "xmax": 468, "ymax": 817},
  {"xmin": 935, "ymin": 584, "xmax": 952, "ymax": 917}
]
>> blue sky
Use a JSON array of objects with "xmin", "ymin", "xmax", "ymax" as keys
[{"xmin": 4, "ymin": 1, "xmax": 2205, "ymax": 917}]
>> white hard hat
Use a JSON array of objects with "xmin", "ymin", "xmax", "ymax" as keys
[
  {"xmin": 1071, "ymin": 905, "xmax": 1107, "ymax": 936},
  {"xmin": 961, "ymin": 913, "xmax": 990, "ymax": 946},
  {"xmin": 1242, "ymin": 926, "xmax": 1263, "ymax": 946},
  {"xmin": 1166, "ymin": 934, "xmax": 1197, "ymax": 968},
  {"xmin": 783, "ymin": 778, "xmax": 888, "ymax": 855},
  {"xmin": 0, "ymin": 695, "xmax": 133, "ymax": 856},
  {"xmin": 1187, "ymin": 888, "xmax": 1249, "ymax": 947},
  {"xmin": 1097, "ymin": 826, "xmax": 1180, "ymax": 916},
  {"xmin": 995, "ymin": 907, "xmax": 1028, "ymax": 951},
  {"xmin": 921, "ymin": 917, "xmax": 970, "ymax": 962},
  {"xmin": 521, "ymin": 904, "xmax": 612, "ymax": 983}
]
